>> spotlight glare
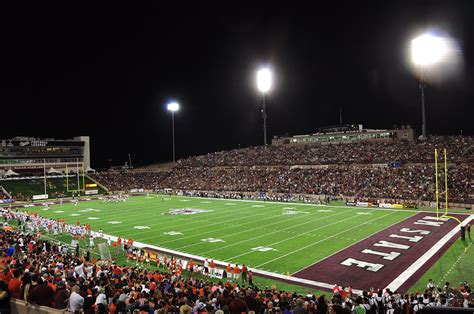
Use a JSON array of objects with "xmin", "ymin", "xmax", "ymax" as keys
[
  {"xmin": 257, "ymin": 68, "xmax": 272, "ymax": 93},
  {"xmin": 411, "ymin": 34, "xmax": 449, "ymax": 66},
  {"xmin": 167, "ymin": 102, "xmax": 179, "ymax": 112}
]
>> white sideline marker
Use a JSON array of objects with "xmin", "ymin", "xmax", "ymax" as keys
[{"xmin": 385, "ymin": 215, "xmax": 474, "ymax": 292}]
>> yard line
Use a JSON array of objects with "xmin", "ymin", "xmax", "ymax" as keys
[
  {"xmin": 254, "ymin": 211, "xmax": 397, "ymax": 268},
  {"xmin": 179, "ymin": 207, "xmax": 356, "ymax": 254},
  {"xmin": 74, "ymin": 200, "xmax": 280, "ymax": 233},
  {"xmin": 223, "ymin": 210, "xmax": 370, "ymax": 261},
  {"xmin": 290, "ymin": 211, "xmax": 417, "ymax": 275},
  {"xmin": 92, "ymin": 200, "xmax": 262, "ymax": 232},
  {"xmin": 115, "ymin": 203, "xmax": 289, "ymax": 238},
  {"xmin": 168, "ymin": 195, "xmax": 468, "ymax": 216},
  {"xmin": 138, "ymin": 205, "xmax": 328, "ymax": 243}
]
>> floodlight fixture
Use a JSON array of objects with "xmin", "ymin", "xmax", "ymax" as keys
[
  {"xmin": 167, "ymin": 102, "xmax": 180, "ymax": 112},
  {"xmin": 257, "ymin": 68, "xmax": 272, "ymax": 93},
  {"xmin": 166, "ymin": 101, "xmax": 179, "ymax": 162},
  {"xmin": 411, "ymin": 34, "xmax": 449, "ymax": 66}
]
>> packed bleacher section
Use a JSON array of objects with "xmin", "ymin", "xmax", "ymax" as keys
[
  {"xmin": 177, "ymin": 136, "xmax": 474, "ymax": 167},
  {"xmin": 89, "ymin": 136, "xmax": 473, "ymax": 205},
  {"xmin": 0, "ymin": 223, "xmax": 473, "ymax": 313},
  {"xmin": 90, "ymin": 171, "xmax": 171, "ymax": 192},
  {"xmin": 155, "ymin": 164, "xmax": 473, "ymax": 204}
]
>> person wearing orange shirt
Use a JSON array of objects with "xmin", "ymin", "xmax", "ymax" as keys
[
  {"xmin": 209, "ymin": 260, "xmax": 215, "ymax": 277},
  {"xmin": 188, "ymin": 259, "xmax": 194, "ymax": 273},
  {"xmin": 233, "ymin": 264, "xmax": 240, "ymax": 282},
  {"xmin": 226, "ymin": 264, "xmax": 232, "ymax": 280},
  {"xmin": 8, "ymin": 269, "xmax": 21, "ymax": 299},
  {"xmin": 0, "ymin": 268, "xmax": 11, "ymax": 284},
  {"xmin": 112, "ymin": 240, "xmax": 118, "ymax": 253}
]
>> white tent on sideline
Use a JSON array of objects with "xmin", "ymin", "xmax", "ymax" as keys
[
  {"xmin": 47, "ymin": 167, "xmax": 61, "ymax": 174},
  {"xmin": 85, "ymin": 167, "xmax": 96, "ymax": 173},
  {"xmin": 4, "ymin": 169, "xmax": 19, "ymax": 177}
]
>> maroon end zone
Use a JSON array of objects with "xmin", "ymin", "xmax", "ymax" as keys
[{"xmin": 293, "ymin": 212, "xmax": 466, "ymax": 292}]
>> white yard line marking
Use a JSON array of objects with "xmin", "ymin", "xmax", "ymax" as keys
[
  {"xmin": 138, "ymin": 205, "xmax": 301, "ymax": 243},
  {"xmin": 99, "ymin": 201, "xmax": 263, "ymax": 231},
  {"xmin": 438, "ymin": 242, "xmax": 472, "ymax": 287},
  {"xmin": 224, "ymin": 211, "xmax": 369, "ymax": 261},
  {"xmin": 255, "ymin": 211, "xmax": 398, "ymax": 268},
  {"xmin": 290, "ymin": 212, "xmax": 417, "ymax": 275},
  {"xmin": 177, "ymin": 208, "xmax": 356, "ymax": 253},
  {"xmin": 385, "ymin": 215, "xmax": 474, "ymax": 292},
  {"xmin": 150, "ymin": 205, "xmax": 355, "ymax": 245}
]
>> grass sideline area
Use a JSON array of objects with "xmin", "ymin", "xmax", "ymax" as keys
[
  {"xmin": 0, "ymin": 176, "xmax": 104, "ymax": 198},
  {"xmin": 408, "ymin": 237, "xmax": 473, "ymax": 293},
  {"xmin": 12, "ymin": 194, "xmax": 470, "ymax": 293}
]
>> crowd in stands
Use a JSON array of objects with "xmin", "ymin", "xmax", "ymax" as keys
[
  {"xmin": 90, "ymin": 172, "xmax": 170, "ymax": 192},
  {"xmin": 74, "ymin": 136, "xmax": 474, "ymax": 205},
  {"xmin": 0, "ymin": 224, "xmax": 472, "ymax": 313},
  {"xmin": 92, "ymin": 164, "xmax": 472, "ymax": 204},
  {"xmin": 177, "ymin": 136, "xmax": 474, "ymax": 167}
]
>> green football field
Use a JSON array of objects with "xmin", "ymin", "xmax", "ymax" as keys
[{"xmin": 24, "ymin": 195, "xmax": 415, "ymax": 274}]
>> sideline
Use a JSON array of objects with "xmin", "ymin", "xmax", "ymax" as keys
[
  {"xmin": 165, "ymin": 194, "xmax": 471, "ymax": 216},
  {"xmin": 97, "ymin": 230, "xmax": 358, "ymax": 294},
  {"xmin": 385, "ymin": 214, "xmax": 474, "ymax": 291}
]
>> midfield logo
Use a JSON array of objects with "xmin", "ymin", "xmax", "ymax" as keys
[{"xmin": 163, "ymin": 208, "xmax": 212, "ymax": 215}]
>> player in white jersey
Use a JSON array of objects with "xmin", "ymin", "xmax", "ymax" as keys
[{"xmin": 89, "ymin": 235, "xmax": 95, "ymax": 248}]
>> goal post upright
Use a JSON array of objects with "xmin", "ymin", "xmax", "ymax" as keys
[
  {"xmin": 65, "ymin": 161, "xmax": 86, "ymax": 193},
  {"xmin": 434, "ymin": 149, "xmax": 439, "ymax": 219},
  {"xmin": 444, "ymin": 148, "xmax": 448, "ymax": 215},
  {"xmin": 435, "ymin": 148, "xmax": 462, "ymax": 225}
]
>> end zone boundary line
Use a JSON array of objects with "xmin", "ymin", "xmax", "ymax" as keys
[{"xmin": 385, "ymin": 214, "xmax": 474, "ymax": 292}]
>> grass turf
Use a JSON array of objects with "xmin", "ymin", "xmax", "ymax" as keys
[
  {"xmin": 408, "ymin": 237, "xmax": 473, "ymax": 293},
  {"xmin": 1, "ymin": 177, "xmax": 103, "ymax": 198},
  {"xmin": 22, "ymin": 194, "xmax": 414, "ymax": 275}
]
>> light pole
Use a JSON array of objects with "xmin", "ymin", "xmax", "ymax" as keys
[
  {"xmin": 167, "ymin": 102, "xmax": 179, "ymax": 162},
  {"xmin": 257, "ymin": 68, "xmax": 272, "ymax": 146},
  {"xmin": 411, "ymin": 34, "xmax": 448, "ymax": 140}
]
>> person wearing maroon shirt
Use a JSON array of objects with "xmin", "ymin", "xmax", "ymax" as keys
[
  {"xmin": 27, "ymin": 277, "xmax": 54, "ymax": 307},
  {"xmin": 241, "ymin": 264, "xmax": 248, "ymax": 284},
  {"xmin": 229, "ymin": 292, "xmax": 248, "ymax": 314},
  {"xmin": 54, "ymin": 280, "xmax": 69, "ymax": 310}
]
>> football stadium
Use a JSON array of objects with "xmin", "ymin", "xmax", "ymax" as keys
[{"xmin": 1, "ymin": 2, "xmax": 474, "ymax": 313}]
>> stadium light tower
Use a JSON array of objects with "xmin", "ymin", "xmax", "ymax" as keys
[
  {"xmin": 257, "ymin": 67, "xmax": 272, "ymax": 146},
  {"xmin": 167, "ymin": 102, "xmax": 179, "ymax": 162},
  {"xmin": 411, "ymin": 33, "xmax": 448, "ymax": 140}
]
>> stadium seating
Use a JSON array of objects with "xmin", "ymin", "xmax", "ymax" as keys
[
  {"xmin": 90, "ymin": 136, "xmax": 473, "ymax": 204},
  {"xmin": 0, "ymin": 226, "xmax": 472, "ymax": 313},
  {"xmin": 177, "ymin": 136, "xmax": 473, "ymax": 167}
]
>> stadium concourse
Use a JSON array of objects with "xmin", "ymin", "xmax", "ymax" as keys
[{"xmin": 91, "ymin": 135, "xmax": 473, "ymax": 206}]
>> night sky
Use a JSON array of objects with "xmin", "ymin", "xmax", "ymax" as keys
[{"xmin": 1, "ymin": 2, "xmax": 473, "ymax": 168}]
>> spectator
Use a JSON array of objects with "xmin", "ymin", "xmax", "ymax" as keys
[{"xmin": 0, "ymin": 281, "xmax": 10, "ymax": 314}]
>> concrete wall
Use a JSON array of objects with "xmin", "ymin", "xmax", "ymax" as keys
[{"xmin": 10, "ymin": 298, "xmax": 67, "ymax": 314}]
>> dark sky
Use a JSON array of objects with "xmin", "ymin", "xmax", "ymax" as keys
[{"xmin": 1, "ymin": 1, "xmax": 473, "ymax": 168}]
